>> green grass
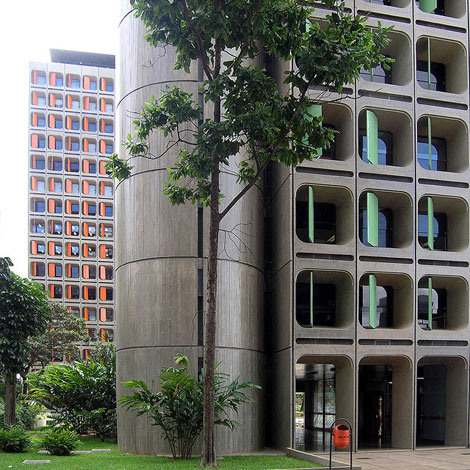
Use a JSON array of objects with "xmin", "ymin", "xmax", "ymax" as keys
[{"xmin": 0, "ymin": 436, "xmax": 323, "ymax": 469}]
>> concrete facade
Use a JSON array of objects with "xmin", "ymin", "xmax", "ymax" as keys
[
  {"xmin": 116, "ymin": 0, "xmax": 470, "ymax": 456},
  {"xmin": 28, "ymin": 50, "xmax": 116, "ymax": 359}
]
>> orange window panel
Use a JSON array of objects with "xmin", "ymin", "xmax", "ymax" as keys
[
  {"xmin": 100, "ymin": 98, "xmax": 105, "ymax": 112},
  {"xmin": 84, "ymin": 308, "xmax": 89, "ymax": 321},
  {"xmin": 48, "ymin": 136, "xmax": 55, "ymax": 149},
  {"xmin": 83, "ymin": 201, "xmax": 89, "ymax": 215},
  {"xmin": 49, "ymin": 285, "xmax": 55, "ymax": 299},
  {"xmin": 49, "ymin": 93, "xmax": 55, "ymax": 107},
  {"xmin": 32, "ymin": 91, "xmax": 38, "ymax": 105},
  {"xmin": 84, "ymin": 76, "xmax": 90, "ymax": 90},
  {"xmin": 83, "ymin": 286, "xmax": 89, "ymax": 300},
  {"xmin": 100, "ymin": 140, "xmax": 106, "ymax": 154},
  {"xmin": 50, "ymin": 72, "xmax": 56, "ymax": 86},
  {"xmin": 99, "ymin": 245, "xmax": 106, "ymax": 259},
  {"xmin": 32, "ymin": 262, "xmax": 37, "ymax": 276},
  {"xmin": 99, "ymin": 161, "xmax": 107, "ymax": 175},
  {"xmin": 83, "ymin": 160, "xmax": 90, "ymax": 174},
  {"xmin": 66, "ymin": 137, "xmax": 71, "ymax": 151},
  {"xmin": 65, "ymin": 221, "xmax": 71, "ymax": 235},
  {"xmin": 49, "ymin": 221, "xmax": 54, "ymax": 233},
  {"xmin": 84, "ymin": 139, "xmax": 89, "ymax": 152},
  {"xmin": 31, "ymin": 134, "xmax": 38, "ymax": 148},
  {"xmin": 99, "ymin": 266, "xmax": 106, "ymax": 280},
  {"xmin": 101, "ymin": 329, "xmax": 106, "ymax": 342},
  {"xmin": 49, "ymin": 178, "xmax": 55, "ymax": 192},
  {"xmin": 65, "ymin": 179, "xmax": 72, "ymax": 193},
  {"xmin": 100, "ymin": 119, "xmax": 105, "ymax": 133},
  {"xmin": 83, "ymin": 243, "xmax": 89, "ymax": 258},
  {"xmin": 66, "ymin": 95, "xmax": 72, "ymax": 108},
  {"xmin": 100, "ymin": 307, "xmax": 106, "ymax": 322},
  {"xmin": 84, "ymin": 117, "xmax": 89, "ymax": 131},
  {"xmin": 49, "ymin": 114, "xmax": 56, "ymax": 128},
  {"xmin": 67, "ymin": 285, "xmax": 72, "ymax": 299},
  {"xmin": 100, "ymin": 78, "xmax": 106, "ymax": 91},
  {"xmin": 67, "ymin": 265, "xmax": 71, "ymax": 277},
  {"xmin": 99, "ymin": 202, "xmax": 105, "ymax": 216},
  {"xmin": 48, "ymin": 263, "xmax": 55, "ymax": 277},
  {"xmin": 32, "ymin": 112, "xmax": 38, "ymax": 126},
  {"xmin": 48, "ymin": 199, "xmax": 55, "ymax": 212},
  {"xmin": 100, "ymin": 182, "xmax": 105, "ymax": 195},
  {"xmin": 66, "ymin": 243, "xmax": 72, "ymax": 257},
  {"xmin": 66, "ymin": 200, "xmax": 71, "ymax": 214},
  {"xmin": 31, "ymin": 242, "xmax": 38, "ymax": 255},
  {"xmin": 83, "ymin": 181, "xmax": 89, "ymax": 195},
  {"xmin": 33, "ymin": 70, "xmax": 38, "ymax": 84},
  {"xmin": 84, "ymin": 349, "xmax": 89, "ymax": 361},
  {"xmin": 100, "ymin": 224, "xmax": 105, "ymax": 237},
  {"xmin": 32, "ymin": 155, "xmax": 37, "ymax": 168},
  {"xmin": 83, "ymin": 222, "xmax": 89, "ymax": 236},
  {"xmin": 48, "ymin": 242, "xmax": 55, "ymax": 256},
  {"xmin": 66, "ymin": 116, "xmax": 72, "ymax": 130},
  {"xmin": 84, "ymin": 96, "xmax": 90, "ymax": 110},
  {"xmin": 31, "ymin": 176, "xmax": 37, "ymax": 191},
  {"xmin": 83, "ymin": 264, "xmax": 89, "ymax": 279},
  {"xmin": 67, "ymin": 75, "xmax": 72, "ymax": 88},
  {"xmin": 99, "ymin": 286, "xmax": 106, "ymax": 301}
]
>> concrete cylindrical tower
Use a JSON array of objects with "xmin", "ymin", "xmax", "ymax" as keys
[{"xmin": 116, "ymin": 0, "xmax": 264, "ymax": 454}]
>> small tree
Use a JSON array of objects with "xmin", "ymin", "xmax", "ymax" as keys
[
  {"xmin": 27, "ymin": 302, "xmax": 87, "ymax": 370},
  {"xmin": 119, "ymin": 354, "xmax": 259, "ymax": 459},
  {"xmin": 28, "ymin": 343, "xmax": 116, "ymax": 440},
  {"xmin": 0, "ymin": 258, "xmax": 51, "ymax": 425},
  {"xmin": 108, "ymin": 1, "xmax": 390, "ymax": 464}
]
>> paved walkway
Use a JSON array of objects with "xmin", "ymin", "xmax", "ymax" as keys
[{"xmin": 330, "ymin": 448, "xmax": 470, "ymax": 470}]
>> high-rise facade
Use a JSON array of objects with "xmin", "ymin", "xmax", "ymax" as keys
[
  {"xmin": 28, "ymin": 50, "xmax": 116, "ymax": 360},
  {"xmin": 116, "ymin": 0, "xmax": 470, "ymax": 455}
]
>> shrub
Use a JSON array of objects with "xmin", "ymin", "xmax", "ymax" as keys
[
  {"xmin": 40, "ymin": 428, "xmax": 79, "ymax": 456},
  {"xmin": 0, "ymin": 400, "xmax": 41, "ymax": 430},
  {"xmin": 120, "ymin": 354, "xmax": 260, "ymax": 459},
  {"xmin": 0, "ymin": 426, "xmax": 31, "ymax": 452},
  {"xmin": 28, "ymin": 343, "xmax": 116, "ymax": 439}
]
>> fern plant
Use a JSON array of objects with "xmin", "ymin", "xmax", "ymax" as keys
[{"xmin": 119, "ymin": 354, "xmax": 260, "ymax": 459}]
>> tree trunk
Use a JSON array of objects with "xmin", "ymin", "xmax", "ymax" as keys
[
  {"xmin": 4, "ymin": 373, "xmax": 17, "ymax": 426},
  {"xmin": 201, "ymin": 165, "xmax": 220, "ymax": 467}
]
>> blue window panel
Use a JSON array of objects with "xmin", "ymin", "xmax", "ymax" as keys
[
  {"xmin": 105, "ymin": 124, "xmax": 113, "ymax": 133},
  {"xmin": 104, "ymin": 206, "xmax": 113, "ymax": 217},
  {"xmin": 35, "ymin": 159, "xmax": 45, "ymax": 170},
  {"xmin": 55, "ymin": 119, "xmax": 63, "ymax": 129},
  {"xmin": 37, "ymin": 244, "xmax": 45, "ymax": 254},
  {"xmin": 90, "ymin": 81, "xmax": 97, "ymax": 90},
  {"xmin": 105, "ymin": 144, "xmax": 113, "ymax": 154},
  {"xmin": 88, "ymin": 205, "xmax": 97, "ymax": 216},
  {"xmin": 55, "ymin": 140, "xmax": 63, "ymax": 150},
  {"xmin": 71, "ymin": 79, "xmax": 80, "ymax": 89},
  {"xmin": 37, "ymin": 117, "xmax": 46, "ymax": 127},
  {"xmin": 38, "ymin": 138, "xmax": 45, "ymax": 148},
  {"xmin": 71, "ymin": 142, "xmax": 79, "ymax": 151},
  {"xmin": 71, "ymin": 120, "xmax": 80, "ymax": 130},
  {"xmin": 89, "ymin": 163, "xmax": 97, "ymax": 174}
]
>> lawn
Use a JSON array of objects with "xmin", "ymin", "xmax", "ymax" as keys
[{"xmin": 0, "ymin": 436, "xmax": 323, "ymax": 470}]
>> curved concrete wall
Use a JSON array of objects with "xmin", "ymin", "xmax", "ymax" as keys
[{"xmin": 116, "ymin": 0, "xmax": 264, "ymax": 454}]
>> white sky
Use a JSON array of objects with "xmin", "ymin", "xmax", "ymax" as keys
[{"xmin": 0, "ymin": 1, "xmax": 121, "ymax": 277}]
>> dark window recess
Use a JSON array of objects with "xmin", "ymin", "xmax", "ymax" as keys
[
  {"xmin": 359, "ymin": 285, "xmax": 393, "ymax": 328},
  {"xmin": 418, "ymin": 212, "xmax": 447, "ymax": 251},
  {"xmin": 296, "ymin": 200, "xmax": 336, "ymax": 244},
  {"xmin": 370, "ymin": 0, "xmax": 392, "ymax": 4},
  {"xmin": 320, "ymin": 125, "xmax": 336, "ymax": 160},
  {"xmin": 417, "ymin": 60, "xmax": 446, "ymax": 92},
  {"xmin": 415, "ymin": 0, "xmax": 445, "ymax": 15},
  {"xmin": 417, "ymin": 285, "xmax": 447, "ymax": 329},
  {"xmin": 198, "ymin": 206, "xmax": 203, "ymax": 257},
  {"xmin": 296, "ymin": 280, "xmax": 335, "ymax": 327},
  {"xmin": 417, "ymin": 137, "xmax": 446, "ymax": 171},
  {"xmin": 359, "ymin": 207, "xmax": 393, "ymax": 248},
  {"xmin": 359, "ymin": 130, "xmax": 393, "ymax": 166},
  {"xmin": 360, "ymin": 61, "xmax": 392, "ymax": 84},
  {"xmin": 70, "ymin": 266, "xmax": 79, "ymax": 278}
]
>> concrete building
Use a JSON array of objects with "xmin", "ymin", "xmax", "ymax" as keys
[
  {"xmin": 28, "ymin": 50, "xmax": 116, "ymax": 359},
  {"xmin": 116, "ymin": 0, "xmax": 470, "ymax": 455}
]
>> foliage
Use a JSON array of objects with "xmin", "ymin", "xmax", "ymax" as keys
[
  {"xmin": 108, "ymin": 1, "xmax": 391, "ymax": 465},
  {"xmin": 40, "ymin": 428, "xmax": 79, "ymax": 456},
  {"xmin": 27, "ymin": 302, "xmax": 87, "ymax": 369},
  {"xmin": 120, "ymin": 354, "xmax": 260, "ymax": 459},
  {"xmin": 27, "ymin": 343, "xmax": 116, "ymax": 440},
  {"xmin": 0, "ymin": 426, "xmax": 31, "ymax": 453},
  {"xmin": 0, "ymin": 400, "xmax": 42, "ymax": 429}
]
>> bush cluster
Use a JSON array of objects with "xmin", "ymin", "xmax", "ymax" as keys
[
  {"xmin": 0, "ymin": 426, "xmax": 31, "ymax": 453},
  {"xmin": 0, "ymin": 400, "xmax": 42, "ymax": 429},
  {"xmin": 40, "ymin": 428, "xmax": 79, "ymax": 456}
]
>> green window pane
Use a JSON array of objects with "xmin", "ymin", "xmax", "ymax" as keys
[
  {"xmin": 366, "ymin": 110, "xmax": 378, "ymax": 165},
  {"xmin": 419, "ymin": 0, "xmax": 437, "ymax": 13},
  {"xmin": 367, "ymin": 192, "xmax": 379, "ymax": 247},
  {"xmin": 369, "ymin": 274, "xmax": 377, "ymax": 329},
  {"xmin": 427, "ymin": 197, "xmax": 434, "ymax": 251},
  {"xmin": 308, "ymin": 186, "xmax": 314, "ymax": 243}
]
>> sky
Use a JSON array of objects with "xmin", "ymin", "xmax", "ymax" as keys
[{"xmin": 0, "ymin": 0, "xmax": 121, "ymax": 277}]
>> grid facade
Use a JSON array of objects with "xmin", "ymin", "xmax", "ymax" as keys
[
  {"xmin": 269, "ymin": 0, "xmax": 470, "ymax": 451},
  {"xmin": 28, "ymin": 51, "xmax": 116, "ymax": 360}
]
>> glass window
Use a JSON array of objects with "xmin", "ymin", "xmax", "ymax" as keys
[
  {"xmin": 105, "ymin": 123, "xmax": 113, "ymax": 133},
  {"xmin": 51, "ymin": 285, "xmax": 63, "ymax": 298},
  {"xmin": 37, "ymin": 243, "xmax": 45, "ymax": 254},
  {"xmin": 69, "ymin": 285, "xmax": 80, "ymax": 300},
  {"xmin": 418, "ymin": 212, "xmax": 447, "ymax": 251},
  {"xmin": 31, "ymin": 156, "xmax": 45, "ymax": 170},
  {"xmin": 104, "ymin": 206, "xmax": 113, "ymax": 217},
  {"xmin": 417, "ymin": 282, "xmax": 447, "ymax": 329},
  {"xmin": 417, "ymin": 60, "xmax": 446, "ymax": 92},
  {"xmin": 104, "ymin": 185, "xmax": 113, "ymax": 196},
  {"xmin": 89, "ymin": 225, "xmax": 96, "ymax": 237},
  {"xmin": 71, "ymin": 224, "xmax": 79, "ymax": 236},
  {"xmin": 359, "ymin": 284, "xmax": 393, "ymax": 328},
  {"xmin": 33, "ymin": 263, "xmax": 45, "ymax": 276},
  {"xmin": 359, "ymin": 130, "xmax": 393, "ymax": 166},
  {"xmin": 31, "ymin": 199, "xmax": 45, "ymax": 213},
  {"xmin": 417, "ymin": 137, "xmax": 446, "ymax": 171},
  {"xmin": 72, "ymin": 183, "xmax": 79, "ymax": 194},
  {"xmin": 89, "ymin": 183, "xmax": 96, "ymax": 195},
  {"xmin": 88, "ymin": 204, "xmax": 96, "ymax": 216},
  {"xmin": 71, "ymin": 203, "xmax": 79, "ymax": 215},
  {"xmin": 31, "ymin": 220, "xmax": 45, "ymax": 233},
  {"xmin": 359, "ymin": 206, "xmax": 393, "ymax": 248},
  {"xmin": 55, "ymin": 244, "xmax": 62, "ymax": 255},
  {"xmin": 296, "ymin": 278, "xmax": 335, "ymax": 327},
  {"xmin": 105, "ymin": 144, "xmax": 113, "ymax": 154},
  {"xmin": 49, "ymin": 157, "xmax": 62, "ymax": 171}
]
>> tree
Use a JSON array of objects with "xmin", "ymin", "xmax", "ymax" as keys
[
  {"xmin": 108, "ymin": 1, "xmax": 390, "ymax": 465},
  {"xmin": 0, "ymin": 257, "xmax": 51, "ymax": 425},
  {"xmin": 27, "ymin": 302, "xmax": 87, "ymax": 370},
  {"xmin": 28, "ymin": 343, "xmax": 116, "ymax": 440},
  {"xmin": 120, "ymin": 354, "xmax": 259, "ymax": 459}
]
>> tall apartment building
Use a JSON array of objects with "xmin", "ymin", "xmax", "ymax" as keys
[
  {"xmin": 28, "ymin": 50, "xmax": 116, "ymax": 360},
  {"xmin": 116, "ymin": 0, "xmax": 470, "ymax": 455}
]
